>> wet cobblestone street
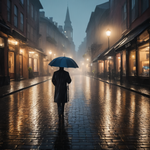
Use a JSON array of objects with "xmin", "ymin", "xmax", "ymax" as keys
[{"xmin": 0, "ymin": 75, "xmax": 150, "ymax": 150}]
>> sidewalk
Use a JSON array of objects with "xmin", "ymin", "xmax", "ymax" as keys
[
  {"xmin": 0, "ymin": 76, "xmax": 51, "ymax": 98},
  {"xmin": 90, "ymin": 75, "xmax": 150, "ymax": 98}
]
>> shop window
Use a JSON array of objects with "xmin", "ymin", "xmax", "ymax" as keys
[
  {"xmin": 138, "ymin": 30, "xmax": 149, "ymax": 43},
  {"xmin": 129, "ymin": 50, "xmax": 136, "ymax": 76},
  {"xmin": 141, "ymin": 0, "xmax": 149, "ymax": 13},
  {"xmin": 131, "ymin": 0, "xmax": 138, "ymax": 23},
  {"xmin": 116, "ymin": 53, "xmax": 121, "ymax": 75},
  {"xmin": 20, "ymin": 13, "xmax": 24, "ymax": 31},
  {"xmin": 0, "ymin": 37, "xmax": 4, "ymax": 48},
  {"xmin": 99, "ymin": 61, "xmax": 104, "ymax": 74},
  {"xmin": 29, "ymin": 57, "xmax": 32, "ymax": 68},
  {"xmin": 8, "ymin": 52, "xmax": 14, "ymax": 74},
  {"xmin": 14, "ymin": 5, "xmax": 18, "ymax": 27},
  {"xmin": 19, "ymin": 55, "xmax": 23, "ymax": 77},
  {"xmin": 34, "ymin": 58, "xmax": 38, "ymax": 72},
  {"xmin": 7, "ymin": 0, "xmax": 11, "ymax": 22},
  {"xmin": 122, "ymin": 50, "xmax": 126, "ymax": 75},
  {"xmin": 138, "ymin": 44, "xmax": 149, "ymax": 77}
]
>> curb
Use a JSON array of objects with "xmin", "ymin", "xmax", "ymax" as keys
[
  {"xmin": 89, "ymin": 75, "xmax": 150, "ymax": 98},
  {"xmin": 0, "ymin": 78, "xmax": 51, "ymax": 99}
]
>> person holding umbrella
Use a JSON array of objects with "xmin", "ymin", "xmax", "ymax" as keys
[{"xmin": 49, "ymin": 56, "xmax": 78, "ymax": 117}]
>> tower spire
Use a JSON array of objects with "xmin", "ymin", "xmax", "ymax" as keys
[
  {"xmin": 65, "ymin": 7, "xmax": 71, "ymax": 24},
  {"xmin": 64, "ymin": 7, "xmax": 73, "ymax": 41}
]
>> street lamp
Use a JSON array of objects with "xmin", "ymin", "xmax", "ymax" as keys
[
  {"xmin": 106, "ymin": 29, "xmax": 111, "ymax": 49},
  {"xmin": 106, "ymin": 29, "xmax": 111, "ymax": 79}
]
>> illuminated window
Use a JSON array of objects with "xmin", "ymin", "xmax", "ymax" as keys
[
  {"xmin": 138, "ymin": 44, "xmax": 149, "ymax": 77},
  {"xmin": 116, "ymin": 53, "xmax": 121, "ymax": 75},
  {"xmin": 122, "ymin": 50, "xmax": 126, "ymax": 75},
  {"xmin": 129, "ymin": 50, "xmax": 136, "ymax": 76},
  {"xmin": 29, "ymin": 57, "xmax": 32, "ymax": 68},
  {"xmin": 34, "ymin": 58, "xmax": 38, "ymax": 72}
]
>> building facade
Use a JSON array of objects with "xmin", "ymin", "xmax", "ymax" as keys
[
  {"xmin": 85, "ymin": 0, "xmax": 150, "ymax": 86},
  {"xmin": 39, "ymin": 11, "xmax": 75, "ymax": 75},
  {"xmin": 0, "ymin": 0, "xmax": 45, "ymax": 86}
]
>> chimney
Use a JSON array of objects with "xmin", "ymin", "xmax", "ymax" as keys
[
  {"xmin": 49, "ymin": 17, "xmax": 53, "ymax": 22},
  {"xmin": 39, "ymin": 11, "xmax": 45, "ymax": 17}
]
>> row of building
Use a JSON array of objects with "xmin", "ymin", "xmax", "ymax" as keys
[
  {"xmin": 79, "ymin": 0, "xmax": 150, "ymax": 86},
  {"xmin": 0, "ymin": 0, "xmax": 75, "ymax": 86}
]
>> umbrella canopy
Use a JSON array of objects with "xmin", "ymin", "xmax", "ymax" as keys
[{"xmin": 49, "ymin": 56, "xmax": 79, "ymax": 68}]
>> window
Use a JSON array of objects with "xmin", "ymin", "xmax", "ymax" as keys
[
  {"xmin": 27, "ymin": 24, "xmax": 30, "ymax": 39},
  {"xmin": 29, "ymin": 57, "xmax": 32, "ymax": 68},
  {"xmin": 122, "ymin": 2, "xmax": 127, "ymax": 31},
  {"xmin": 131, "ymin": 0, "xmax": 138, "ymax": 23},
  {"xmin": 34, "ymin": 59, "xmax": 38, "ymax": 72},
  {"xmin": 138, "ymin": 44, "xmax": 149, "ymax": 77},
  {"xmin": 35, "ymin": 10, "xmax": 37, "ymax": 21},
  {"xmin": 116, "ymin": 53, "xmax": 121, "ymax": 75},
  {"xmin": 14, "ymin": 5, "xmax": 18, "ymax": 27},
  {"xmin": 7, "ymin": 0, "xmax": 11, "ymax": 22},
  {"xmin": 20, "ymin": 0, "xmax": 24, "ymax": 5},
  {"xmin": 129, "ymin": 50, "xmax": 136, "ymax": 76},
  {"xmin": 27, "ymin": 0, "xmax": 29, "ymax": 14},
  {"xmin": 141, "ymin": 0, "xmax": 149, "ymax": 13},
  {"xmin": 20, "ymin": 13, "xmax": 24, "ymax": 31},
  {"xmin": 30, "ymin": 26, "xmax": 33, "ymax": 41},
  {"xmin": 122, "ymin": 50, "xmax": 126, "ymax": 75},
  {"xmin": 31, "ymin": 4, "xmax": 33, "ymax": 18}
]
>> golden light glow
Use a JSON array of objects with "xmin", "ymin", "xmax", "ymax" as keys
[
  {"xmin": 106, "ymin": 29, "xmax": 111, "ymax": 37},
  {"xmin": 49, "ymin": 51, "xmax": 52, "ymax": 55},
  {"xmin": 29, "ymin": 51, "xmax": 35, "ymax": 54},
  {"xmin": 118, "ymin": 57, "xmax": 121, "ymax": 60},
  {"xmin": 87, "ymin": 58, "xmax": 89, "ymax": 61},
  {"xmin": 20, "ymin": 49, "xmax": 23, "ymax": 54},
  {"xmin": 8, "ymin": 39, "xmax": 18, "ymax": 45}
]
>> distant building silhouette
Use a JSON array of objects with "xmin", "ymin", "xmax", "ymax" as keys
[{"xmin": 64, "ymin": 7, "xmax": 73, "ymax": 42}]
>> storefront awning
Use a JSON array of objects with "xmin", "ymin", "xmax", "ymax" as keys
[{"xmin": 115, "ymin": 20, "xmax": 150, "ymax": 51}]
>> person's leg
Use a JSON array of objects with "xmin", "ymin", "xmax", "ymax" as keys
[
  {"xmin": 57, "ymin": 103, "xmax": 61, "ymax": 115},
  {"xmin": 61, "ymin": 103, "xmax": 65, "ymax": 115}
]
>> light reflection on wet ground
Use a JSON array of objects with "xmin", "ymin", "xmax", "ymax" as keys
[{"xmin": 0, "ymin": 75, "xmax": 150, "ymax": 149}]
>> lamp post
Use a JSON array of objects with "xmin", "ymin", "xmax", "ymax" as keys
[
  {"xmin": 106, "ymin": 29, "xmax": 111, "ymax": 79},
  {"xmin": 106, "ymin": 29, "xmax": 111, "ymax": 49}
]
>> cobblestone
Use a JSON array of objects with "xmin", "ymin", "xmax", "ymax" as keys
[{"xmin": 0, "ymin": 75, "xmax": 150, "ymax": 149}]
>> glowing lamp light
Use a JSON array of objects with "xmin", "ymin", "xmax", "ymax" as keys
[
  {"xmin": 29, "ymin": 51, "xmax": 34, "ymax": 54},
  {"xmin": 20, "ymin": 49, "xmax": 23, "ymax": 53},
  {"xmin": 49, "ymin": 51, "xmax": 52, "ymax": 55},
  {"xmin": 118, "ymin": 57, "xmax": 121, "ymax": 60},
  {"xmin": 87, "ymin": 58, "xmax": 89, "ymax": 61},
  {"xmin": 106, "ymin": 29, "xmax": 111, "ymax": 37}
]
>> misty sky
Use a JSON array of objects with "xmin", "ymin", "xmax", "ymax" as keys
[{"xmin": 40, "ymin": 0, "xmax": 108, "ymax": 51}]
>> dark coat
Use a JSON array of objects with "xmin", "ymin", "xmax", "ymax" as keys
[{"xmin": 52, "ymin": 69, "xmax": 71, "ymax": 103}]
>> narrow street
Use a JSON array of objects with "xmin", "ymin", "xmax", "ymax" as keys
[{"xmin": 0, "ymin": 75, "xmax": 150, "ymax": 150}]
